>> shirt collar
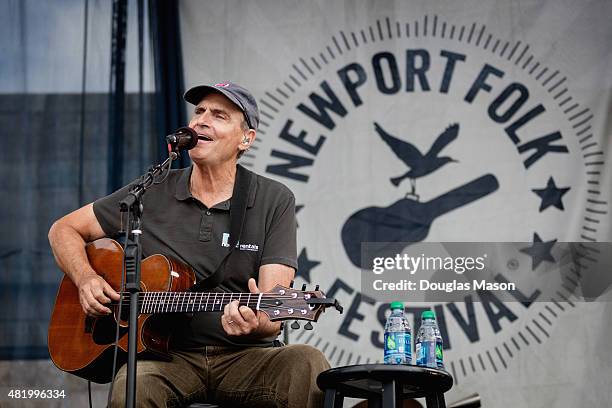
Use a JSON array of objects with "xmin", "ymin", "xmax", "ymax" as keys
[
  {"xmin": 174, "ymin": 166, "xmax": 194, "ymax": 201},
  {"xmin": 174, "ymin": 164, "xmax": 257, "ymax": 208}
]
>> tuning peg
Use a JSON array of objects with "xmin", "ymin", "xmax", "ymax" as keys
[
  {"xmin": 304, "ymin": 322, "xmax": 313, "ymax": 330},
  {"xmin": 301, "ymin": 284, "xmax": 307, "ymax": 291},
  {"xmin": 291, "ymin": 320, "xmax": 301, "ymax": 329},
  {"xmin": 315, "ymin": 285, "xmax": 319, "ymax": 291},
  {"xmin": 289, "ymin": 280, "xmax": 294, "ymax": 288}
]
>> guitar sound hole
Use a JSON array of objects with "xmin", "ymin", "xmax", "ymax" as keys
[
  {"xmin": 115, "ymin": 292, "xmax": 142, "ymax": 323},
  {"xmin": 118, "ymin": 303, "xmax": 130, "ymax": 322},
  {"xmin": 92, "ymin": 315, "xmax": 126, "ymax": 345}
]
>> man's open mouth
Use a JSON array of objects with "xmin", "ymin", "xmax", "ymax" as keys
[{"xmin": 198, "ymin": 135, "xmax": 213, "ymax": 141}]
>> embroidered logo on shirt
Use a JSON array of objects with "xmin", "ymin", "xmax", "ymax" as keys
[
  {"xmin": 221, "ymin": 232, "xmax": 230, "ymax": 247},
  {"xmin": 221, "ymin": 232, "xmax": 259, "ymax": 251},
  {"xmin": 239, "ymin": 243, "xmax": 259, "ymax": 252}
]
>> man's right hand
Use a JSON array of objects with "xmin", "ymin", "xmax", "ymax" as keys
[
  {"xmin": 48, "ymin": 203, "xmax": 116, "ymax": 317},
  {"xmin": 77, "ymin": 274, "xmax": 121, "ymax": 317}
]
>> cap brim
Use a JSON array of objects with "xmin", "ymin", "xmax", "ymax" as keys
[{"xmin": 183, "ymin": 85, "xmax": 245, "ymax": 114}]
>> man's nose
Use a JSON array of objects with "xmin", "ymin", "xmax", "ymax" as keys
[{"xmin": 192, "ymin": 111, "xmax": 211, "ymax": 127}]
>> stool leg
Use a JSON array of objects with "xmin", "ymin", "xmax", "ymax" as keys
[
  {"xmin": 381, "ymin": 380, "xmax": 398, "ymax": 408},
  {"xmin": 324, "ymin": 388, "xmax": 344, "ymax": 408},
  {"xmin": 425, "ymin": 392, "xmax": 447, "ymax": 408}
]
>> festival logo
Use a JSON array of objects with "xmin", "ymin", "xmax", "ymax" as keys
[
  {"xmin": 244, "ymin": 15, "xmax": 608, "ymax": 384},
  {"xmin": 342, "ymin": 121, "xmax": 498, "ymax": 267}
]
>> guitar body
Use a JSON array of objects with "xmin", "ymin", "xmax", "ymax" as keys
[{"xmin": 48, "ymin": 238, "xmax": 196, "ymax": 383}]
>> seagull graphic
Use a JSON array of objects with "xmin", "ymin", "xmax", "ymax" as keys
[{"xmin": 375, "ymin": 122, "xmax": 459, "ymax": 195}]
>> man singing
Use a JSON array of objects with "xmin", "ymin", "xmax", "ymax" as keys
[{"xmin": 48, "ymin": 82, "xmax": 330, "ymax": 407}]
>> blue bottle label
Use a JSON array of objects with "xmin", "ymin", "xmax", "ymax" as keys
[
  {"xmin": 384, "ymin": 332, "xmax": 411, "ymax": 364},
  {"xmin": 416, "ymin": 341, "xmax": 437, "ymax": 368}
]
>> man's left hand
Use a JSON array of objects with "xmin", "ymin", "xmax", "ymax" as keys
[{"xmin": 221, "ymin": 278, "xmax": 262, "ymax": 336}]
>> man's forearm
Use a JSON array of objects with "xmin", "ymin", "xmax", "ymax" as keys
[{"xmin": 253, "ymin": 264, "xmax": 295, "ymax": 339}]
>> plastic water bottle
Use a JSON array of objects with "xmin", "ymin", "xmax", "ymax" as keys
[
  {"xmin": 415, "ymin": 310, "xmax": 444, "ymax": 369},
  {"xmin": 383, "ymin": 302, "xmax": 411, "ymax": 364}
]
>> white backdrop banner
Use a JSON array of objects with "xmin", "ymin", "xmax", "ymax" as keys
[{"xmin": 180, "ymin": 1, "xmax": 612, "ymax": 406}]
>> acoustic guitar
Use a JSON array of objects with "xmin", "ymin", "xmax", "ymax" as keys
[{"xmin": 48, "ymin": 238, "xmax": 341, "ymax": 383}]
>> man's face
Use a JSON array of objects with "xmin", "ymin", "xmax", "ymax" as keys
[{"xmin": 187, "ymin": 92, "xmax": 248, "ymax": 165}]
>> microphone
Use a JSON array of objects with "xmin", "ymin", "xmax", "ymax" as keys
[{"xmin": 166, "ymin": 127, "xmax": 198, "ymax": 153}]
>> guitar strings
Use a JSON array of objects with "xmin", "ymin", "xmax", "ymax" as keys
[
  {"xmin": 117, "ymin": 293, "xmax": 313, "ymax": 299},
  {"xmin": 112, "ymin": 298, "xmax": 310, "ymax": 307},
  {"xmin": 112, "ymin": 296, "xmax": 314, "ymax": 304},
  {"xmin": 111, "ymin": 301, "xmax": 312, "ymax": 309},
  {"xmin": 110, "ymin": 301, "xmax": 317, "ymax": 313}
]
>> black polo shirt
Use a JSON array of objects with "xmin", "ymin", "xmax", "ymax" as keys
[{"xmin": 92, "ymin": 164, "xmax": 297, "ymax": 348}]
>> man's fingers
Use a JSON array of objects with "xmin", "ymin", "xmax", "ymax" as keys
[
  {"xmin": 95, "ymin": 289, "xmax": 111, "ymax": 305},
  {"xmin": 82, "ymin": 298, "xmax": 109, "ymax": 316},
  {"xmin": 239, "ymin": 305, "xmax": 257, "ymax": 322},
  {"xmin": 88, "ymin": 292, "xmax": 112, "ymax": 315},
  {"xmin": 222, "ymin": 310, "xmax": 242, "ymax": 336},
  {"xmin": 80, "ymin": 299, "xmax": 99, "ymax": 317},
  {"xmin": 79, "ymin": 278, "xmax": 113, "ymax": 316},
  {"xmin": 228, "ymin": 300, "xmax": 247, "ymax": 325},
  {"xmin": 226, "ymin": 300, "xmax": 238, "ymax": 320},
  {"xmin": 104, "ymin": 283, "xmax": 120, "ymax": 300},
  {"xmin": 248, "ymin": 278, "xmax": 260, "ymax": 294},
  {"xmin": 222, "ymin": 298, "xmax": 261, "ymax": 336},
  {"xmin": 221, "ymin": 301, "xmax": 240, "ymax": 334},
  {"xmin": 96, "ymin": 305, "xmax": 112, "ymax": 315}
]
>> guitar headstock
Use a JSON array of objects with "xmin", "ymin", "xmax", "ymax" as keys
[{"xmin": 258, "ymin": 283, "xmax": 343, "ymax": 323}]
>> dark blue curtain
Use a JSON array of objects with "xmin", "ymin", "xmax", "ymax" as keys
[
  {"xmin": 0, "ymin": 0, "xmax": 176, "ymax": 360},
  {"xmin": 149, "ymin": 0, "xmax": 190, "ymax": 168}
]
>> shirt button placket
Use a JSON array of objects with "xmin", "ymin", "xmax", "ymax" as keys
[{"xmin": 199, "ymin": 209, "xmax": 213, "ymax": 241}]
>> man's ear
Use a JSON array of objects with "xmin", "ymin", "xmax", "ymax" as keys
[{"xmin": 238, "ymin": 129, "xmax": 256, "ymax": 152}]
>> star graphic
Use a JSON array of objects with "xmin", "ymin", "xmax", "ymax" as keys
[
  {"xmin": 295, "ymin": 205, "xmax": 304, "ymax": 228},
  {"xmin": 519, "ymin": 233, "xmax": 557, "ymax": 271},
  {"xmin": 532, "ymin": 177, "xmax": 570, "ymax": 212},
  {"xmin": 296, "ymin": 248, "xmax": 320, "ymax": 283}
]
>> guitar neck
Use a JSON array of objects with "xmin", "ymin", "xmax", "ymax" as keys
[
  {"xmin": 426, "ymin": 174, "xmax": 499, "ymax": 218},
  {"xmin": 125, "ymin": 292, "xmax": 267, "ymax": 314}
]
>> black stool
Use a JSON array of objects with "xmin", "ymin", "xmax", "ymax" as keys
[{"xmin": 317, "ymin": 364, "xmax": 453, "ymax": 408}]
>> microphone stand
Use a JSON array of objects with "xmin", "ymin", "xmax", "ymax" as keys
[{"xmin": 119, "ymin": 150, "xmax": 179, "ymax": 408}]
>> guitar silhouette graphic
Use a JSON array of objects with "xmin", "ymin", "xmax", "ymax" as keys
[
  {"xmin": 375, "ymin": 122, "xmax": 459, "ymax": 197},
  {"xmin": 341, "ymin": 174, "xmax": 499, "ymax": 268}
]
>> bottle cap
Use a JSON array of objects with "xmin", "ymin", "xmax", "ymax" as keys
[
  {"xmin": 390, "ymin": 301, "xmax": 404, "ymax": 310},
  {"xmin": 421, "ymin": 310, "xmax": 436, "ymax": 320}
]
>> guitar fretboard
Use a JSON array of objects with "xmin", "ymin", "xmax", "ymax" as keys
[
  {"xmin": 134, "ymin": 292, "xmax": 264, "ymax": 314},
  {"xmin": 112, "ymin": 289, "xmax": 319, "ymax": 319}
]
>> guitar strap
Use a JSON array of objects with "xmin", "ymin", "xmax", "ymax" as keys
[{"xmin": 190, "ymin": 164, "xmax": 254, "ymax": 291}]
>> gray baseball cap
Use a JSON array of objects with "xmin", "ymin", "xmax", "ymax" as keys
[{"xmin": 183, "ymin": 82, "xmax": 260, "ymax": 129}]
